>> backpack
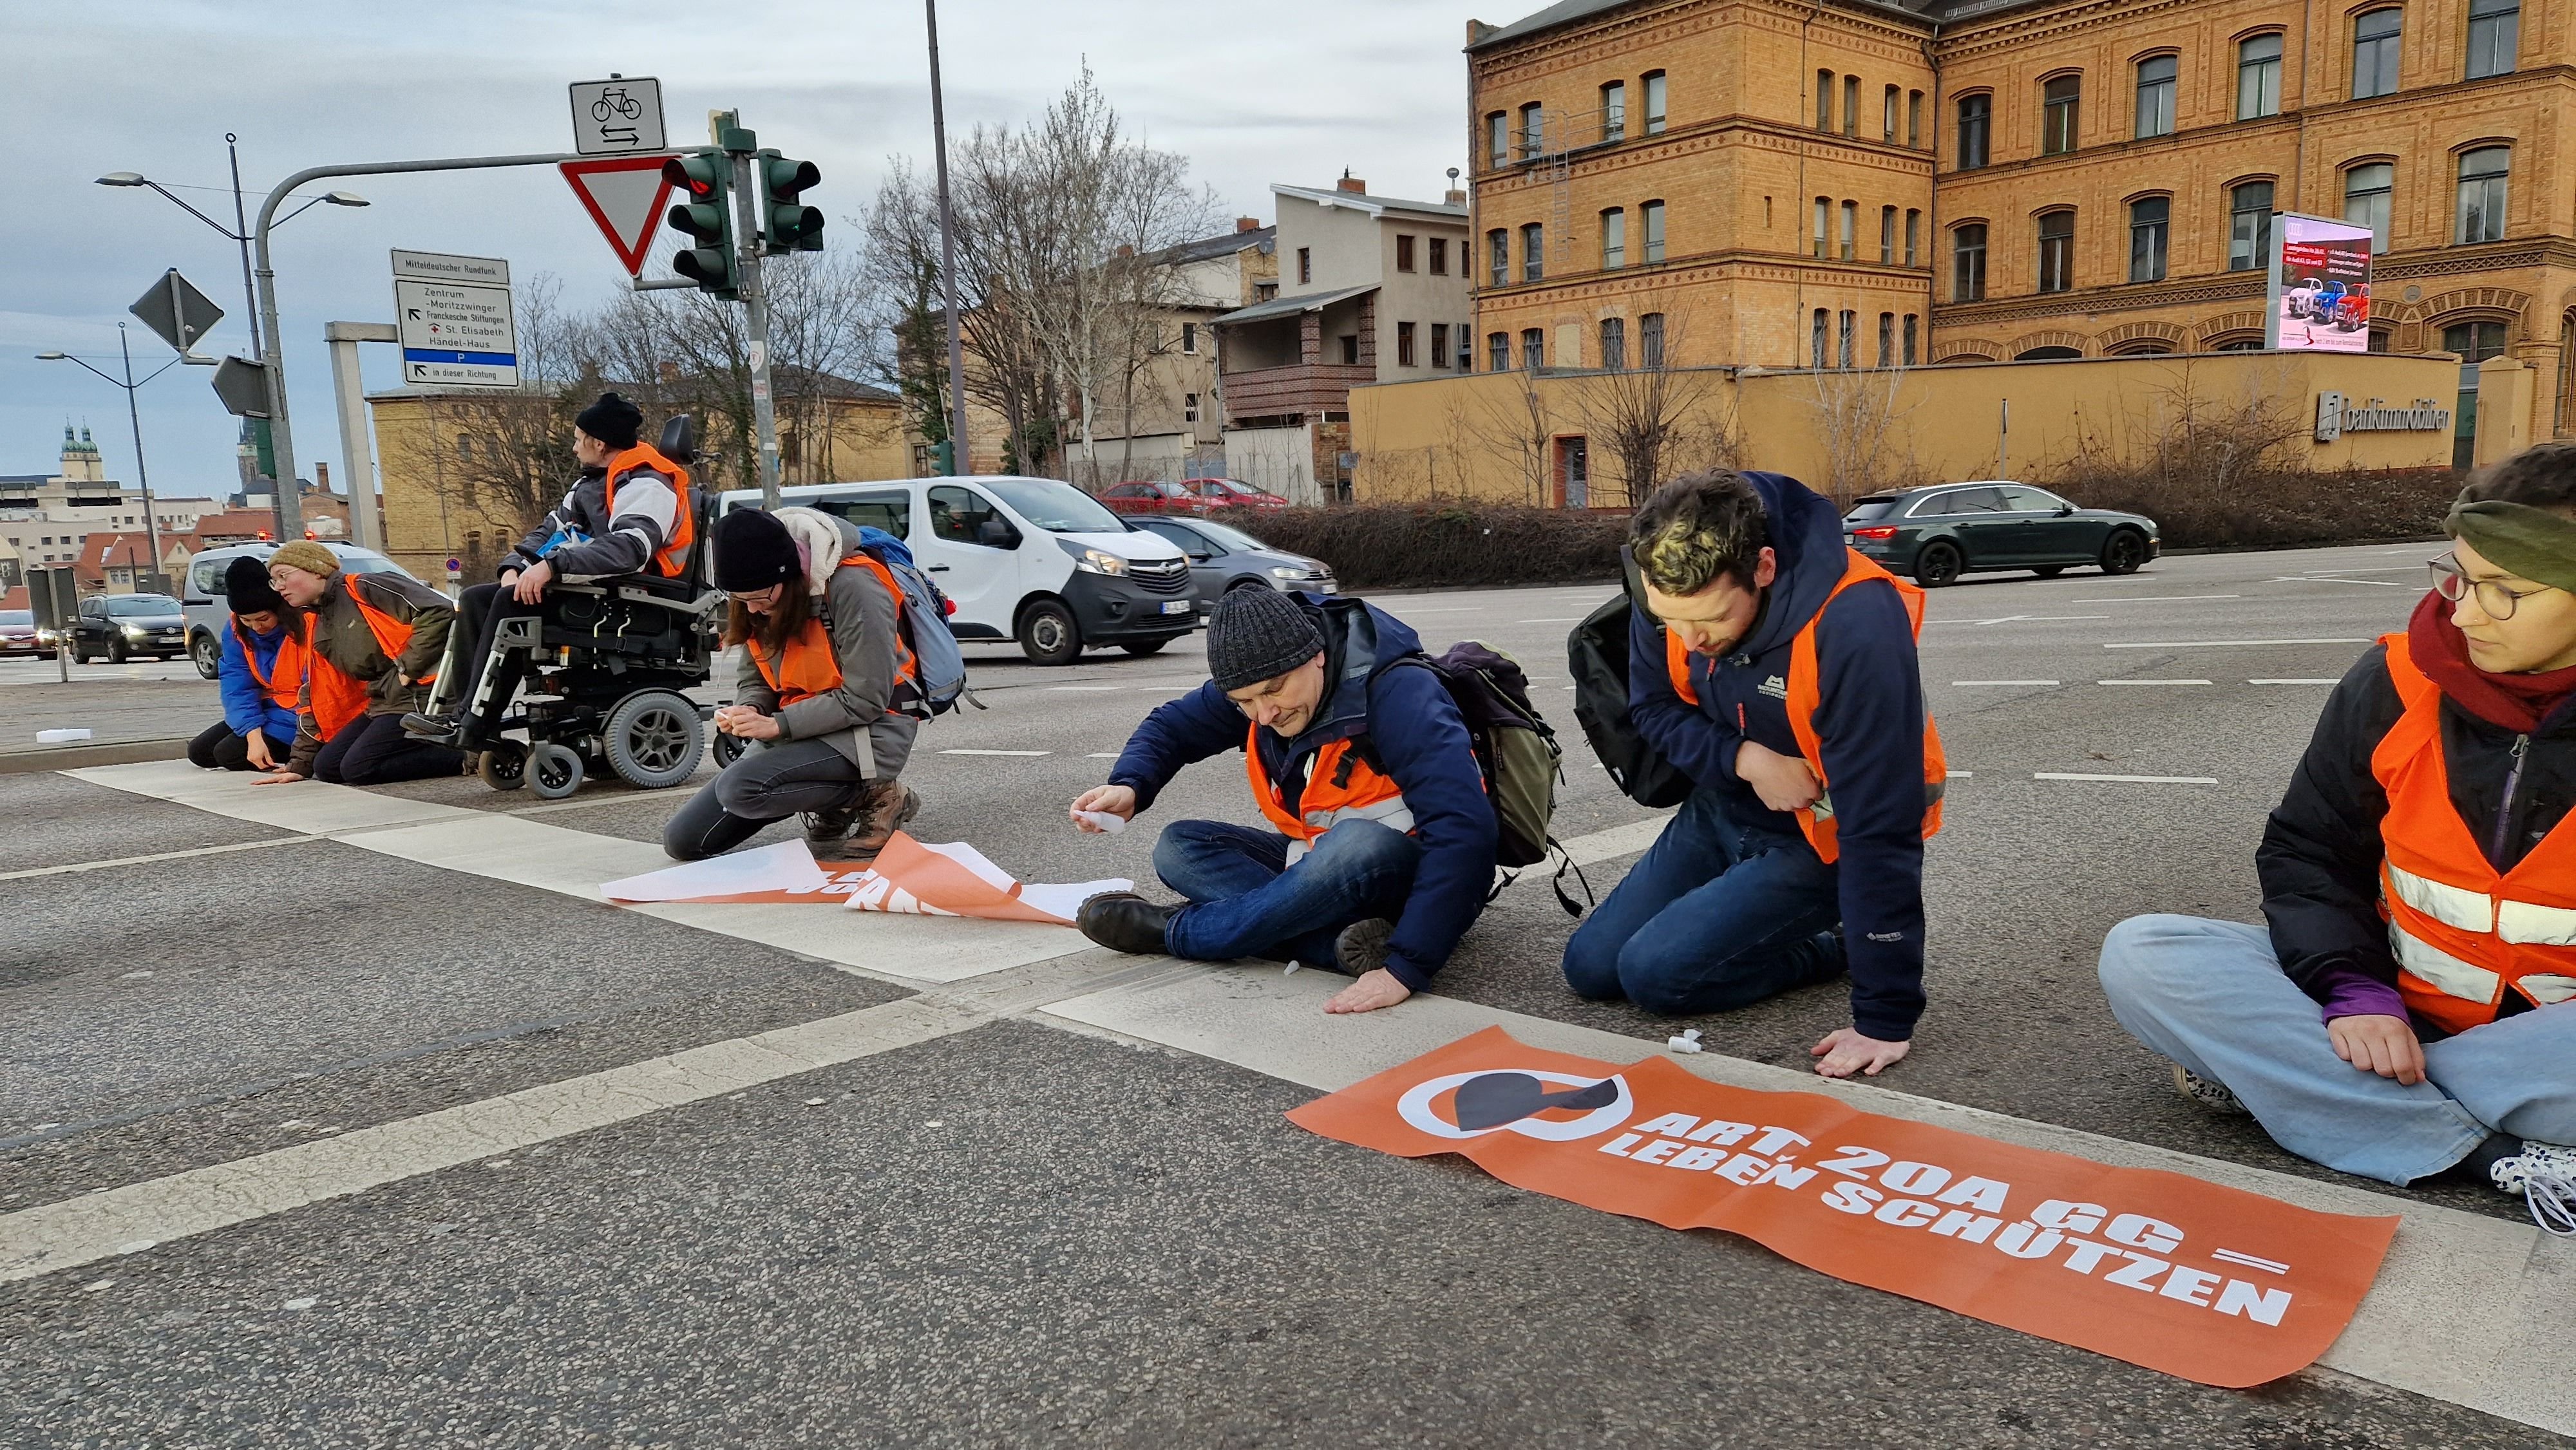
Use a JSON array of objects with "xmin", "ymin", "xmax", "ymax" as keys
[
  {"xmin": 1385, "ymin": 641, "xmax": 1591, "ymax": 916},
  {"xmin": 855, "ymin": 525, "xmax": 981, "ymax": 717},
  {"xmin": 1567, "ymin": 549, "xmax": 1695, "ymax": 809}
]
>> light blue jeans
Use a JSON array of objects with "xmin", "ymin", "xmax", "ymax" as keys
[{"xmin": 2099, "ymin": 914, "xmax": 2576, "ymax": 1185}]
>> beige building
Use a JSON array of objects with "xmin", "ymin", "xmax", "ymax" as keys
[{"xmin": 1068, "ymin": 221, "xmax": 1280, "ymax": 489}]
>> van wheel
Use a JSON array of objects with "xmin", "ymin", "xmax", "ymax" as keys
[
  {"xmin": 1018, "ymin": 600, "xmax": 1081, "ymax": 666},
  {"xmin": 190, "ymin": 634, "xmax": 222, "ymax": 679},
  {"xmin": 1121, "ymin": 638, "xmax": 1168, "ymax": 657}
]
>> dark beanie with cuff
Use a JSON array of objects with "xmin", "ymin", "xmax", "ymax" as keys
[
  {"xmin": 1208, "ymin": 587, "xmax": 1325, "ymax": 692},
  {"xmin": 224, "ymin": 554, "xmax": 287, "ymax": 616},
  {"xmin": 709, "ymin": 509, "xmax": 801, "ymax": 592},
  {"xmin": 574, "ymin": 391, "xmax": 643, "ymax": 451}
]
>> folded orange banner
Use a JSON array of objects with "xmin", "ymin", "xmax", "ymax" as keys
[{"xmin": 1287, "ymin": 1026, "xmax": 2398, "ymax": 1388}]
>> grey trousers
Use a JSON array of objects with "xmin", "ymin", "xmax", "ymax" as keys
[{"xmin": 664, "ymin": 737, "xmax": 870, "ymax": 860}]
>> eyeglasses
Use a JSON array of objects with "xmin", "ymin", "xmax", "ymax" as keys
[{"xmin": 2430, "ymin": 552, "xmax": 2552, "ymax": 620}]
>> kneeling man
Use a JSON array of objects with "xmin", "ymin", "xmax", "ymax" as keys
[{"xmin": 1070, "ymin": 587, "xmax": 1497, "ymax": 1015}]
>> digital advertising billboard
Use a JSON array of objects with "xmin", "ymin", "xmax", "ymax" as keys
[{"xmin": 2268, "ymin": 213, "xmax": 2374, "ymax": 353}]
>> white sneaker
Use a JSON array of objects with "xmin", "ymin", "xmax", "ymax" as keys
[
  {"xmin": 2488, "ymin": 1140, "xmax": 2576, "ymax": 1237},
  {"xmin": 2170, "ymin": 1064, "xmax": 2251, "ymax": 1116}
]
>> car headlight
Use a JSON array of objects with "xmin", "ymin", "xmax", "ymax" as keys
[
  {"xmin": 1270, "ymin": 566, "xmax": 1313, "ymax": 580},
  {"xmin": 1070, "ymin": 547, "xmax": 1126, "ymax": 576},
  {"xmin": 121, "ymin": 624, "xmax": 149, "ymax": 637}
]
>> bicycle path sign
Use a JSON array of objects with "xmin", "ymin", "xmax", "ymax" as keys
[{"xmin": 569, "ymin": 76, "xmax": 666, "ymax": 155}]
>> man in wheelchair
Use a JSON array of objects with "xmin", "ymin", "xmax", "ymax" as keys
[{"xmin": 405, "ymin": 392, "xmax": 698, "ymax": 753}]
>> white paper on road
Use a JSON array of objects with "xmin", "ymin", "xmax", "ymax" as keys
[
  {"xmin": 597, "ymin": 834, "xmax": 1126, "ymax": 927},
  {"xmin": 35, "ymin": 729, "xmax": 92, "ymax": 743},
  {"xmin": 1072, "ymin": 810, "xmax": 1128, "ymax": 834},
  {"xmin": 599, "ymin": 841, "xmax": 826, "ymax": 903}
]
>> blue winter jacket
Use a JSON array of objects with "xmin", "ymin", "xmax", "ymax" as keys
[
  {"xmin": 1625, "ymin": 471, "xmax": 1933, "ymax": 1040},
  {"xmin": 1110, "ymin": 594, "xmax": 1499, "ymax": 990},
  {"xmin": 218, "ymin": 616, "xmax": 300, "ymax": 743}
]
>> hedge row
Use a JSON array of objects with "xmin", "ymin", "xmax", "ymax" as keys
[
  {"xmin": 1250, "ymin": 504, "xmax": 1633, "ymax": 590},
  {"xmin": 2050, "ymin": 466, "xmax": 2461, "ymax": 552}
]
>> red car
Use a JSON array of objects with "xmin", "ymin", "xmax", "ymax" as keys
[
  {"xmin": 1099, "ymin": 480, "xmax": 1204, "ymax": 516},
  {"xmin": 1180, "ymin": 478, "xmax": 1288, "ymax": 511}
]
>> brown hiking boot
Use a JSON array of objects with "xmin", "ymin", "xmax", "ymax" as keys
[{"xmin": 824, "ymin": 779, "xmax": 920, "ymax": 863}]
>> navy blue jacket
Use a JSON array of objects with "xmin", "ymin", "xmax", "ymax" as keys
[
  {"xmin": 218, "ymin": 617, "xmax": 299, "ymax": 743},
  {"xmin": 1110, "ymin": 595, "xmax": 1499, "ymax": 990},
  {"xmin": 1625, "ymin": 471, "xmax": 1933, "ymax": 1040}
]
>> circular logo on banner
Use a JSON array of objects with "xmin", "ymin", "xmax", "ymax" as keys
[{"xmin": 1396, "ymin": 1069, "xmax": 1633, "ymax": 1142}]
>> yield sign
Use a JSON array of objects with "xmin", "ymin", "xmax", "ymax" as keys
[{"xmin": 560, "ymin": 156, "xmax": 676, "ymax": 277}]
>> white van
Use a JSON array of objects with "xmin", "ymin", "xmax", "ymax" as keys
[
  {"xmin": 717, "ymin": 476, "xmax": 1203, "ymax": 665},
  {"xmin": 179, "ymin": 540, "xmax": 414, "ymax": 679}
]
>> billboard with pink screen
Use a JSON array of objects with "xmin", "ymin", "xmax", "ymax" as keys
[{"xmin": 2268, "ymin": 214, "xmax": 2374, "ymax": 353}]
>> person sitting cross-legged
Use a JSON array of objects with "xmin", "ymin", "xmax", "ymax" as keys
[
  {"xmin": 2101, "ymin": 444, "xmax": 2576, "ymax": 1234},
  {"xmin": 1068, "ymin": 587, "xmax": 1498, "ymax": 1015}
]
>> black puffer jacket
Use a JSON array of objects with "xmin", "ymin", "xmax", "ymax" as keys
[{"xmin": 2257, "ymin": 639, "xmax": 2576, "ymax": 1015}]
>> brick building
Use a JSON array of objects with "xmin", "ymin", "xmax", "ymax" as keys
[{"xmin": 1466, "ymin": 0, "xmax": 2572, "ymax": 462}]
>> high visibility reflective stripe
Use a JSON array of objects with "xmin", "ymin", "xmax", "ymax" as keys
[
  {"xmin": 2522, "ymin": 974, "xmax": 2576, "ymax": 1005},
  {"xmin": 1283, "ymin": 794, "xmax": 1415, "ymax": 867},
  {"xmin": 2387, "ymin": 863, "xmax": 2496, "ymax": 933},
  {"xmin": 2497, "ymin": 898, "xmax": 2576, "ymax": 946},
  {"xmin": 2389, "ymin": 923, "xmax": 2504, "ymax": 1004}
]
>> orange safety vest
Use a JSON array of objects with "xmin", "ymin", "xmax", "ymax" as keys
[
  {"xmin": 746, "ymin": 553, "xmax": 918, "ymax": 710},
  {"xmin": 1246, "ymin": 729, "xmax": 1414, "ymax": 865},
  {"xmin": 2371, "ymin": 631, "xmax": 2576, "ymax": 1033},
  {"xmin": 602, "ymin": 442, "xmax": 696, "ymax": 578},
  {"xmin": 1665, "ymin": 547, "xmax": 1947, "ymax": 863},
  {"xmin": 234, "ymin": 612, "xmax": 309, "ymax": 713},
  {"xmin": 304, "ymin": 576, "xmax": 426, "ymax": 740}
]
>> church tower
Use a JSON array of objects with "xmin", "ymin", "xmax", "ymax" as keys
[{"xmin": 58, "ymin": 423, "xmax": 105, "ymax": 485}]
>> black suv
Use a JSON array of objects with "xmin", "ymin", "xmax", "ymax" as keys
[
  {"xmin": 70, "ymin": 592, "xmax": 188, "ymax": 663},
  {"xmin": 1842, "ymin": 482, "xmax": 2159, "ymax": 587}
]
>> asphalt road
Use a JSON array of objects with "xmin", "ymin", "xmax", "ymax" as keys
[{"xmin": 4, "ymin": 542, "xmax": 2568, "ymax": 1447}]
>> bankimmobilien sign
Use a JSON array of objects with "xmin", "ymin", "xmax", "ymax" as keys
[{"xmin": 2316, "ymin": 391, "xmax": 2453, "ymax": 442}]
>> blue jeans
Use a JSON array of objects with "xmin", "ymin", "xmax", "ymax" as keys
[
  {"xmin": 1560, "ymin": 786, "xmax": 1845, "ymax": 1017},
  {"xmin": 2099, "ymin": 914, "xmax": 2576, "ymax": 1185},
  {"xmin": 1154, "ymin": 818, "xmax": 1423, "ymax": 969}
]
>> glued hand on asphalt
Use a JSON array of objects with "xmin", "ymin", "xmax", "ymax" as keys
[{"xmin": 1811, "ymin": 1027, "xmax": 1909, "ymax": 1078}]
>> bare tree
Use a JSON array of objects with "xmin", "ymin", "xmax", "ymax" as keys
[
  {"xmin": 1802, "ymin": 361, "xmax": 1921, "ymax": 505},
  {"xmin": 429, "ymin": 274, "xmax": 591, "ymax": 556},
  {"xmin": 1571, "ymin": 306, "xmax": 1716, "ymax": 507}
]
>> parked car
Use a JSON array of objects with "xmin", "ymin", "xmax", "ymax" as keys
[
  {"xmin": 1178, "ymin": 477, "xmax": 1288, "ymax": 511},
  {"xmin": 0, "ymin": 609, "xmax": 40, "ymax": 657},
  {"xmin": 720, "ymin": 475, "xmax": 1202, "ymax": 666},
  {"xmin": 181, "ymin": 540, "xmax": 415, "ymax": 679},
  {"xmin": 1842, "ymin": 482, "xmax": 2159, "ymax": 587},
  {"xmin": 1099, "ymin": 480, "xmax": 1204, "ymax": 516},
  {"xmin": 71, "ymin": 592, "xmax": 187, "ymax": 663},
  {"xmin": 1131, "ymin": 516, "xmax": 1336, "ymax": 605}
]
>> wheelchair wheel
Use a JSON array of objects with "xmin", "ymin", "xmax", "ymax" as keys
[
  {"xmin": 527, "ymin": 741, "xmax": 585, "ymax": 800},
  {"xmin": 478, "ymin": 741, "xmax": 527, "ymax": 792},
  {"xmin": 711, "ymin": 730, "xmax": 747, "ymax": 770},
  {"xmin": 603, "ymin": 689, "xmax": 704, "ymax": 790}
]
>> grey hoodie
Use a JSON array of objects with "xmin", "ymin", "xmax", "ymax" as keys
[{"xmin": 732, "ymin": 507, "xmax": 918, "ymax": 778}]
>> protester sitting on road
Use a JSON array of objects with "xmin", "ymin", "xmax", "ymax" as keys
[
  {"xmin": 663, "ymin": 507, "xmax": 922, "ymax": 863},
  {"xmin": 1560, "ymin": 471, "xmax": 1946, "ymax": 1078},
  {"xmin": 1068, "ymin": 585, "xmax": 1499, "ymax": 1015},
  {"xmin": 404, "ymin": 392, "xmax": 696, "ymax": 752},
  {"xmin": 2101, "ymin": 444, "xmax": 2576, "ymax": 1230},
  {"xmin": 187, "ymin": 555, "xmax": 303, "ymax": 774},
  {"xmin": 254, "ymin": 541, "xmax": 465, "ymax": 787}
]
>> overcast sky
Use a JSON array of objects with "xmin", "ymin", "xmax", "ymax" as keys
[{"xmin": 0, "ymin": 0, "xmax": 1485, "ymax": 504}]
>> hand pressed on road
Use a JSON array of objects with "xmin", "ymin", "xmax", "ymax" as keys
[
  {"xmin": 1811, "ymin": 1027, "xmax": 1909, "ymax": 1077},
  {"xmin": 2329, "ymin": 1013, "xmax": 2425, "ymax": 1085},
  {"xmin": 1325, "ymin": 968, "xmax": 1412, "ymax": 1014},
  {"xmin": 250, "ymin": 769, "xmax": 305, "ymax": 787},
  {"xmin": 1737, "ymin": 740, "xmax": 1823, "ymax": 813},
  {"xmin": 1070, "ymin": 784, "xmax": 1138, "ymax": 833}
]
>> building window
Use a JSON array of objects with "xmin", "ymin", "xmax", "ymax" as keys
[
  {"xmin": 1182, "ymin": 321, "xmax": 1198, "ymax": 353},
  {"xmin": 1340, "ymin": 334, "xmax": 1360, "ymax": 364},
  {"xmin": 2042, "ymin": 75, "xmax": 2081, "ymax": 155},
  {"xmin": 1844, "ymin": 76, "xmax": 1860, "ymax": 136},
  {"xmin": 1184, "ymin": 393, "xmax": 1200, "ymax": 423},
  {"xmin": 2458, "ymin": 146, "xmax": 2509, "ymax": 243},
  {"xmin": 1839, "ymin": 200, "xmax": 1857, "ymax": 260},
  {"xmin": 1640, "ymin": 200, "xmax": 1665, "ymax": 263},
  {"xmin": 1488, "ymin": 229, "xmax": 1508, "ymax": 286},
  {"xmin": 1812, "ymin": 308, "xmax": 1830, "ymax": 366},
  {"xmin": 1908, "ymin": 90, "xmax": 1923, "ymax": 147},
  {"xmin": 1601, "ymin": 80, "xmax": 1627, "ymax": 142},
  {"xmin": 1817, "ymin": 70, "xmax": 1835, "ymax": 131},
  {"xmin": 1457, "ymin": 325, "xmax": 1474, "ymax": 369},
  {"xmin": 1957, "ymin": 95, "xmax": 1991, "ymax": 169},
  {"xmin": 2343, "ymin": 164, "xmax": 2394, "ymax": 252},
  {"xmin": 1489, "ymin": 332, "xmax": 1510, "ymax": 371},
  {"xmin": 1521, "ymin": 328, "xmax": 1545, "ymax": 370},
  {"xmin": 1601, "ymin": 207, "xmax": 1625, "ymax": 268},
  {"xmin": 2136, "ymin": 56, "xmax": 2177, "ymax": 138},
  {"xmin": 2353, "ymin": 9, "xmax": 2402, "ymax": 99},
  {"xmin": 1522, "ymin": 222, "xmax": 1546, "ymax": 281},
  {"xmin": 1396, "ymin": 234, "xmax": 1416, "ymax": 272},
  {"xmin": 1954, "ymin": 223, "xmax": 1987, "ymax": 301},
  {"xmin": 1297, "ymin": 247, "xmax": 1312, "ymax": 284},
  {"xmin": 1255, "ymin": 281, "xmax": 1277, "ymax": 301},
  {"xmin": 1904, "ymin": 209, "xmax": 1922, "ymax": 266},
  {"xmin": 1601, "ymin": 316, "xmax": 1627, "ymax": 370},
  {"xmin": 1884, "ymin": 84, "xmax": 1900, "ymax": 142},
  {"xmin": 1428, "ymin": 237, "xmax": 1446, "ymax": 275},
  {"xmin": 2037, "ymin": 209, "xmax": 2076, "ymax": 292},
  {"xmin": 1430, "ymin": 323, "xmax": 1450, "ymax": 368},
  {"xmin": 1880, "ymin": 205, "xmax": 1897, "ymax": 264},
  {"xmin": 2238, "ymin": 35, "xmax": 2284, "ymax": 118},
  {"xmin": 1486, "ymin": 112, "xmax": 1510, "ymax": 169},
  {"xmin": 1902, "ymin": 314, "xmax": 1920, "ymax": 364},
  {"xmin": 1520, "ymin": 102, "xmax": 1544, "ymax": 156},
  {"xmin": 1814, "ymin": 196, "xmax": 1830, "ymax": 258},
  {"xmin": 1642, "ymin": 71, "xmax": 1667, "ymax": 134},
  {"xmin": 1640, "ymin": 312, "xmax": 1666, "ymax": 367},
  {"xmin": 1396, "ymin": 321, "xmax": 1417, "ymax": 367},
  {"xmin": 2229, "ymin": 180, "xmax": 2274, "ymax": 270},
  {"xmin": 2447, "ymin": 320, "xmax": 2510, "ymax": 466},
  {"xmin": 1877, "ymin": 312, "xmax": 1895, "ymax": 367},
  {"xmin": 1837, "ymin": 310, "xmax": 1857, "ymax": 369},
  {"xmin": 2467, "ymin": 0, "xmax": 2518, "ymax": 79},
  {"xmin": 2130, "ymin": 196, "xmax": 2170, "ymax": 282}
]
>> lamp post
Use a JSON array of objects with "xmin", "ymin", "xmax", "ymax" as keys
[{"xmin": 37, "ymin": 327, "xmax": 216, "ymax": 593}]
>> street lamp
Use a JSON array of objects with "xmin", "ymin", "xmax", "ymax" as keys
[{"xmin": 38, "ymin": 325, "xmax": 218, "ymax": 592}]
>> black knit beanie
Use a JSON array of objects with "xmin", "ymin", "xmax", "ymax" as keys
[
  {"xmin": 1208, "ymin": 587, "xmax": 1325, "ymax": 692},
  {"xmin": 709, "ymin": 509, "xmax": 801, "ymax": 592},
  {"xmin": 574, "ymin": 391, "xmax": 643, "ymax": 450},
  {"xmin": 224, "ymin": 554, "xmax": 286, "ymax": 616}
]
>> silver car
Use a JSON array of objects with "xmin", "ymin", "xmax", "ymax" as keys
[
  {"xmin": 1130, "ymin": 516, "xmax": 1337, "ymax": 605},
  {"xmin": 181, "ymin": 541, "xmax": 415, "ymax": 679}
]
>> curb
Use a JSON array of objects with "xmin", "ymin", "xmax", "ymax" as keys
[{"xmin": 0, "ymin": 737, "xmax": 192, "ymax": 777}]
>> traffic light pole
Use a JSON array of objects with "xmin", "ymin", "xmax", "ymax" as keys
[
  {"xmin": 252, "ymin": 149, "xmax": 589, "ymax": 543},
  {"xmin": 726, "ymin": 148, "xmax": 783, "ymax": 510}
]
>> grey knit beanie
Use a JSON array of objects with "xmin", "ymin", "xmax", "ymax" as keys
[{"xmin": 1207, "ymin": 587, "xmax": 1325, "ymax": 692}]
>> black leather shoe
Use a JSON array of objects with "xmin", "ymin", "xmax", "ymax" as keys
[
  {"xmin": 1078, "ymin": 892, "xmax": 1175, "ymax": 956},
  {"xmin": 1333, "ymin": 918, "xmax": 1396, "ymax": 975}
]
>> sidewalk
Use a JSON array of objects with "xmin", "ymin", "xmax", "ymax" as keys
[{"xmin": 0, "ymin": 674, "xmax": 213, "ymax": 774}]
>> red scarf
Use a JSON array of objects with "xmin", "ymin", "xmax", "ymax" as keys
[{"xmin": 2405, "ymin": 590, "xmax": 2576, "ymax": 732}]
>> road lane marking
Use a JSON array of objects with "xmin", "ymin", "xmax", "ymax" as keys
[
  {"xmin": 1048, "ymin": 686, "xmax": 1125, "ymax": 692},
  {"xmin": 2095, "ymin": 679, "xmax": 2213, "ymax": 686},
  {"xmin": 2272, "ymin": 576, "xmax": 2412, "ymax": 588},
  {"xmin": 938, "ymin": 749, "xmax": 1052, "ymax": 757},
  {"xmin": 1085, "ymin": 752, "xmax": 1121, "ymax": 758},
  {"xmin": 2034, "ymin": 771, "xmax": 2219, "ymax": 784},
  {"xmin": 0, "ymin": 833, "xmax": 325, "ymax": 882},
  {"xmin": 1517, "ymin": 617, "xmax": 1583, "ymax": 623},
  {"xmin": 2071, "ymin": 595, "xmax": 2240, "ymax": 603},
  {"xmin": 2104, "ymin": 638, "xmax": 2371, "ymax": 649},
  {"xmin": 1399, "ymin": 607, "xmax": 1480, "ymax": 614},
  {"xmin": 1949, "ymin": 680, "xmax": 2058, "ymax": 687},
  {"xmin": 2250, "ymin": 678, "xmax": 2342, "ymax": 685}
]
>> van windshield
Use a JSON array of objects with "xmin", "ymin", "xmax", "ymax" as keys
[{"xmin": 983, "ymin": 478, "xmax": 1123, "ymax": 534}]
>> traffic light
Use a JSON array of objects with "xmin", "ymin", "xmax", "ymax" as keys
[
  {"xmin": 757, "ymin": 152, "xmax": 824, "ymax": 254},
  {"xmin": 662, "ymin": 150, "xmax": 737, "ymax": 297},
  {"xmin": 930, "ymin": 439, "xmax": 956, "ymax": 475}
]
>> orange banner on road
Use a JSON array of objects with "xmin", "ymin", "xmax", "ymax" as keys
[{"xmin": 1289, "ymin": 1027, "xmax": 2398, "ymax": 1388}]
